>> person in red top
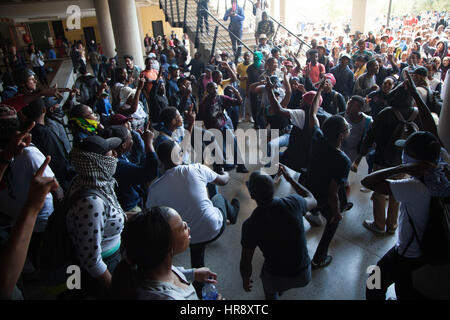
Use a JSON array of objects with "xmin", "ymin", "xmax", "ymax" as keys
[
  {"xmin": 140, "ymin": 56, "xmax": 160, "ymax": 99},
  {"xmin": 303, "ymin": 49, "xmax": 325, "ymax": 86}
]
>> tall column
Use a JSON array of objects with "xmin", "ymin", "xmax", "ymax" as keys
[
  {"xmin": 94, "ymin": 0, "xmax": 116, "ymax": 59},
  {"xmin": 280, "ymin": 0, "xmax": 286, "ymax": 26},
  {"xmin": 108, "ymin": 0, "xmax": 144, "ymax": 68},
  {"xmin": 351, "ymin": 0, "xmax": 368, "ymax": 34},
  {"xmin": 439, "ymin": 73, "xmax": 450, "ymax": 152}
]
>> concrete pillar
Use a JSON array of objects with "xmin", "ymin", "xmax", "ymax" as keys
[
  {"xmin": 279, "ymin": 0, "xmax": 286, "ymax": 26},
  {"xmin": 108, "ymin": 0, "xmax": 144, "ymax": 68},
  {"xmin": 94, "ymin": 0, "xmax": 116, "ymax": 59},
  {"xmin": 351, "ymin": 0, "xmax": 368, "ymax": 34},
  {"xmin": 269, "ymin": 0, "xmax": 276, "ymax": 18},
  {"xmin": 439, "ymin": 71, "xmax": 450, "ymax": 152}
]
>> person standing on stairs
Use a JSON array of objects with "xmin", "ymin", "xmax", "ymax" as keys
[{"xmin": 224, "ymin": 0, "xmax": 245, "ymax": 64}]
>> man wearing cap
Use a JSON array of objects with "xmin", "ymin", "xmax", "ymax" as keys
[
  {"xmin": 320, "ymin": 73, "xmax": 346, "ymax": 115},
  {"xmin": 256, "ymin": 11, "xmax": 274, "ymax": 44},
  {"xmin": 224, "ymin": 0, "xmax": 245, "ymax": 62},
  {"xmin": 317, "ymin": 42, "xmax": 333, "ymax": 73},
  {"xmin": 410, "ymin": 66, "xmax": 432, "ymax": 108},
  {"xmin": 198, "ymin": 64, "xmax": 215, "ymax": 101},
  {"xmin": 352, "ymin": 39, "xmax": 374, "ymax": 64},
  {"xmin": 363, "ymin": 131, "xmax": 447, "ymax": 300},
  {"xmin": 102, "ymin": 125, "xmax": 158, "ymax": 212},
  {"xmin": 257, "ymin": 34, "xmax": 271, "ymax": 53},
  {"xmin": 166, "ymin": 64, "xmax": 181, "ymax": 100},
  {"xmin": 330, "ymin": 53, "xmax": 355, "ymax": 101}
]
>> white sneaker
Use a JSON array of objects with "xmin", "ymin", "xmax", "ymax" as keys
[
  {"xmin": 305, "ymin": 212, "xmax": 324, "ymax": 227},
  {"xmin": 360, "ymin": 186, "xmax": 371, "ymax": 193}
]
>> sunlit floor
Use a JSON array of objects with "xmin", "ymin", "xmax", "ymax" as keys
[{"xmin": 23, "ymin": 123, "xmax": 449, "ymax": 300}]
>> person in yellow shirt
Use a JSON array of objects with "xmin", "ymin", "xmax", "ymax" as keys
[
  {"xmin": 354, "ymin": 55, "xmax": 367, "ymax": 79},
  {"xmin": 236, "ymin": 52, "xmax": 252, "ymax": 121}
]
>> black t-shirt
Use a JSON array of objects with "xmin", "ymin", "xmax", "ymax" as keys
[
  {"xmin": 241, "ymin": 195, "xmax": 310, "ymax": 276},
  {"xmin": 306, "ymin": 126, "xmax": 351, "ymax": 205},
  {"xmin": 246, "ymin": 63, "xmax": 265, "ymax": 86},
  {"xmin": 372, "ymin": 107, "xmax": 421, "ymax": 167}
]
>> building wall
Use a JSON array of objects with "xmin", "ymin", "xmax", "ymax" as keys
[
  {"xmin": 62, "ymin": 16, "xmax": 101, "ymax": 46},
  {"xmin": 139, "ymin": 5, "xmax": 183, "ymax": 39}
]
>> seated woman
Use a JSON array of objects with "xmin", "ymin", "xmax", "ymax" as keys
[{"xmin": 111, "ymin": 206, "xmax": 219, "ymax": 300}]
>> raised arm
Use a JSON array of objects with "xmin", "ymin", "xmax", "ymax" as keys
[{"xmin": 309, "ymin": 79, "xmax": 325, "ymax": 128}]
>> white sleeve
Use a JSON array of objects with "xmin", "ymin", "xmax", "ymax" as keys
[
  {"xmin": 199, "ymin": 164, "xmax": 218, "ymax": 184},
  {"xmin": 389, "ymin": 178, "xmax": 427, "ymax": 204},
  {"xmin": 286, "ymin": 109, "xmax": 306, "ymax": 129}
]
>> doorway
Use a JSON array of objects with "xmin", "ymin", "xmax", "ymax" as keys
[
  {"xmin": 28, "ymin": 22, "xmax": 51, "ymax": 51},
  {"xmin": 152, "ymin": 21, "xmax": 164, "ymax": 38},
  {"xmin": 83, "ymin": 27, "xmax": 96, "ymax": 47},
  {"xmin": 52, "ymin": 21, "xmax": 65, "ymax": 40}
]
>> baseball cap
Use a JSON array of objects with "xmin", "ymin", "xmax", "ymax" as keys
[
  {"xmin": 220, "ymin": 51, "xmax": 229, "ymax": 57},
  {"xmin": 394, "ymin": 131, "xmax": 441, "ymax": 162},
  {"xmin": 269, "ymin": 75, "xmax": 282, "ymax": 88},
  {"xmin": 302, "ymin": 91, "xmax": 323, "ymax": 106},
  {"xmin": 43, "ymin": 97, "xmax": 61, "ymax": 109},
  {"xmin": 259, "ymin": 34, "xmax": 268, "ymax": 40},
  {"xmin": 148, "ymin": 52, "xmax": 157, "ymax": 59},
  {"xmin": 324, "ymin": 73, "xmax": 336, "ymax": 86},
  {"xmin": 412, "ymin": 66, "xmax": 428, "ymax": 77},
  {"xmin": 381, "ymin": 33, "xmax": 389, "ymax": 39},
  {"xmin": 109, "ymin": 114, "xmax": 132, "ymax": 125},
  {"xmin": 75, "ymin": 135, "xmax": 122, "ymax": 155},
  {"xmin": 339, "ymin": 52, "xmax": 352, "ymax": 61},
  {"xmin": 168, "ymin": 64, "xmax": 179, "ymax": 72}
]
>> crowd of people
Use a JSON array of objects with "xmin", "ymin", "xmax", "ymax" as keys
[{"xmin": 0, "ymin": 4, "xmax": 449, "ymax": 301}]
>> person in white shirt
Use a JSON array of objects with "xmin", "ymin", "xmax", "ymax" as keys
[
  {"xmin": 146, "ymin": 139, "xmax": 240, "ymax": 297},
  {"xmin": 362, "ymin": 131, "xmax": 446, "ymax": 300},
  {"xmin": 28, "ymin": 44, "xmax": 48, "ymax": 86}
]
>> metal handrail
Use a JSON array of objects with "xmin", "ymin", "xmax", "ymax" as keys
[
  {"xmin": 193, "ymin": 0, "xmax": 254, "ymax": 54},
  {"xmin": 241, "ymin": 0, "xmax": 311, "ymax": 51}
]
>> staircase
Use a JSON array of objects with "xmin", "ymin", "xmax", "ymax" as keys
[
  {"xmin": 159, "ymin": 0, "xmax": 310, "ymax": 64},
  {"xmin": 160, "ymin": 0, "xmax": 258, "ymax": 62}
]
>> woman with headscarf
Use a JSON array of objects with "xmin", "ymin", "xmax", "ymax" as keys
[
  {"xmin": 68, "ymin": 103, "xmax": 104, "ymax": 143},
  {"xmin": 66, "ymin": 135, "xmax": 126, "ymax": 299}
]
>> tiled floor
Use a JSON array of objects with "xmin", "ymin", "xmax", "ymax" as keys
[
  {"xmin": 23, "ymin": 122, "xmax": 450, "ymax": 300},
  {"xmin": 171, "ymin": 122, "xmax": 450, "ymax": 300}
]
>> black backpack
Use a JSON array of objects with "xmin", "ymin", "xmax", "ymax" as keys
[
  {"xmin": 39, "ymin": 188, "xmax": 110, "ymax": 296},
  {"xmin": 383, "ymin": 107, "xmax": 419, "ymax": 166},
  {"xmin": 405, "ymin": 195, "xmax": 450, "ymax": 266},
  {"xmin": 426, "ymin": 88, "xmax": 443, "ymax": 115}
]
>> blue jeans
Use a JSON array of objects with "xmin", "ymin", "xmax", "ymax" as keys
[
  {"xmin": 226, "ymin": 105, "xmax": 240, "ymax": 130},
  {"xmin": 221, "ymin": 125, "xmax": 244, "ymax": 165},
  {"xmin": 229, "ymin": 26, "xmax": 243, "ymax": 61},
  {"xmin": 265, "ymin": 133, "xmax": 290, "ymax": 167}
]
